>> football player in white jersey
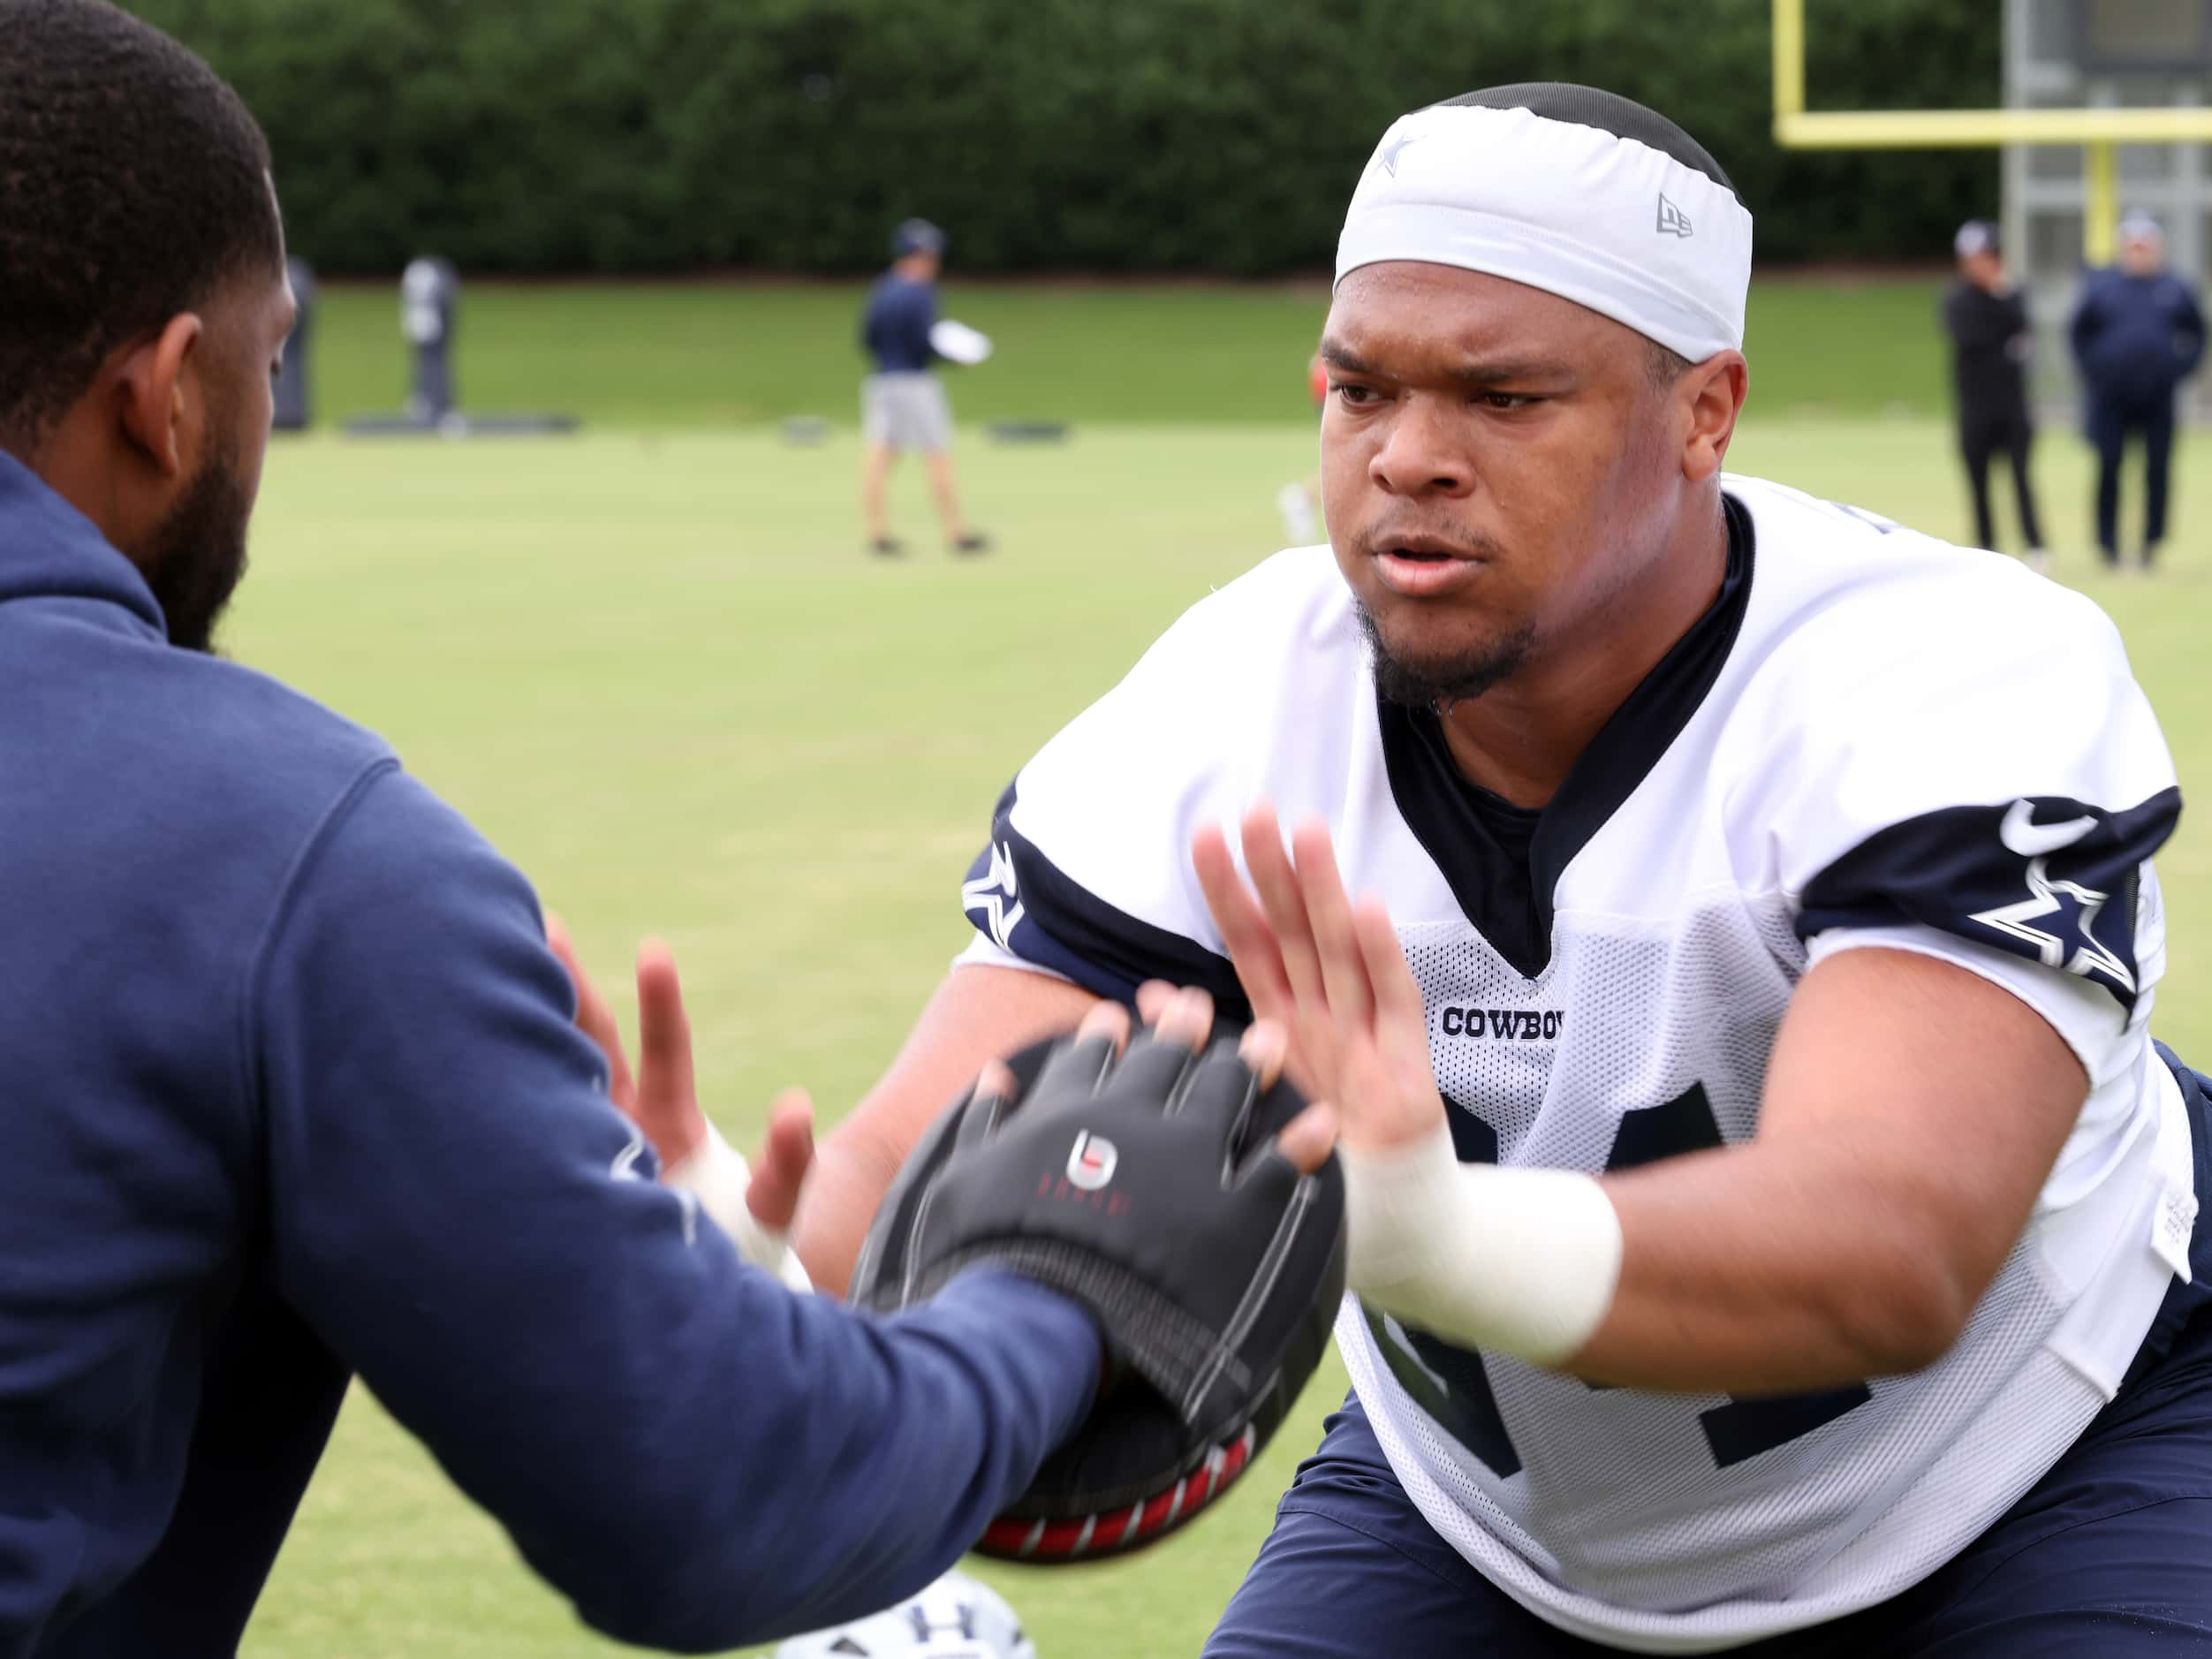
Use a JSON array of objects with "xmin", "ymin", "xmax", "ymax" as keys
[{"xmin": 765, "ymin": 84, "xmax": 2212, "ymax": 1654}]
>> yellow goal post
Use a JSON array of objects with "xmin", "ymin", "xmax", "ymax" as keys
[{"xmin": 1770, "ymin": 0, "xmax": 2212, "ymax": 265}]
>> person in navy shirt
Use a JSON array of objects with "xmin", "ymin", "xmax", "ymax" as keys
[
  {"xmin": 2071, "ymin": 212, "xmax": 2207, "ymax": 571},
  {"xmin": 858, "ymin": 220, "xmax": 989, "ymax": 557},
  {"xmin": 0, "ymin": 7, "xmax": 1329, "ymax": 1653}
]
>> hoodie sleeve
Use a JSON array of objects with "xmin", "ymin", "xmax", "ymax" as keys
[{"xmin": 250, "ymin": 762, "xmax": 1099, "ymax": 1651}]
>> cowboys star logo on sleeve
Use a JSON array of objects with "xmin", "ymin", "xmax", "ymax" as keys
[
  {"xmin": 961, "ymin": 841, "xmax": 1025, "ymax": 952},
  {"xmin": 1798, "ymin": 787, "xmax": 2181, "ymax": 1015},
  {"xmin": 1969, "ymin": 799, "xmax": 2136, "ymax": 994}
]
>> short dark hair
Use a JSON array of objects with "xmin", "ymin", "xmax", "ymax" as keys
[
  {"xmin": 1440, "ymin": 84, "xmax": 1734, "ymax": 195},
  {"xmin": 0, "ymin": 0, "xmax": 282, "ymax": 451}
]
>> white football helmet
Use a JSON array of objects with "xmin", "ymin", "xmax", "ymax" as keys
[{"xmin": 773, "ymin": 1571, "xmax": 1036, "ymax": 1659}]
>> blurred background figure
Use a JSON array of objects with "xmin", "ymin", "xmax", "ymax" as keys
[
  {"xmin": 401, "ymin": 255, "xmax": 461, "ymax": 427},
  {"xmin": 1941, "ymin": 220, "xmax": 2046, "ymax": 570},
  {"xmin": 2071, "ymin": 212, "xmax": 2207, "ymax": 572},
  {"xmin": 1276, "ymin": 351, "xmax": 1329, "ymax": 546},
  {"xmin": 274, "ymin": 256, "xmax": 316, "ymax": 433},
  {"xmin": 860, "ymin": 219, "xmax": 988, "ymax": 558}
]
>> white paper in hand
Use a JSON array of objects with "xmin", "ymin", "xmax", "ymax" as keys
[{"xmin": 929, "ymin": 318, "xmax": 994, "ymax": 366}]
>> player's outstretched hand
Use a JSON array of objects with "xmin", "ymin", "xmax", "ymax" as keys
[
  {"xmin": 544, "ymin": 917, "xmax": 814, "ymax": 1235},
  {"xmin": 1192, "ymin": 804, "xmax": 1446, "ymax": 1153}
]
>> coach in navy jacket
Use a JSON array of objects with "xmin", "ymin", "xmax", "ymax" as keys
[
  {"xmin": 0, "ymin": 7, "xmax": 1108, "ymax": 1654},
  {"xmin": 2070, "ymin": 213, "xmax": 2207, "ymax": 568}
]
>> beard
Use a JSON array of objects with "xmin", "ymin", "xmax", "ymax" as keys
[
  {"xmin": 142, "ymin": 452, "xmax": 253, "ymax": 655},
  {"xmin": 1355, "ymin": 602, "xmax": 1536, "ymax": 710}
]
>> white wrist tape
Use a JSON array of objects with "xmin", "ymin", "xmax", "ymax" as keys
[
  {"xmin": 1344, "ymin": 1120, "xmax": 1621, "ymax": 1366},
  {"xmin": 663, "ymin": 1121, "xmax": 813, "ymax": 1293}
]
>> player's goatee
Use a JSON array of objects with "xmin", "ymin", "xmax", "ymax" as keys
[{"xmin": 1355, "ymin": 601, "xmax": 1536, "ymax": 709}]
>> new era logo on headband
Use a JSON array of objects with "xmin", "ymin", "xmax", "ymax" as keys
[{"xmin": 1656, "ymin": 193, "xmax": 1693, "ymax": 237}]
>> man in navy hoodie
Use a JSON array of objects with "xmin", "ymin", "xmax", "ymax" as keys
[
  {"xmin": 0, "ymin": 5, "xmax": 1332, "ymax": 1653},
  {"xmin": 2071, "ymin": 213, "xmax": 2207, "ymax": 571}
]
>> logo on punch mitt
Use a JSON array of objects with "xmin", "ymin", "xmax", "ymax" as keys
[{"xmin": 1065, "ymin": 1131, "xmax": 1117, "ymax": 1191}]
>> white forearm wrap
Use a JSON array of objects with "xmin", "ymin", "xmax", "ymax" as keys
[
  {"xmin": 663, "ymin": 1122, "xmax": 813, "ymax": 1293},
  {"xmin": 1344, "ymin": 1120, "xmax": 1622, "ymax": 1366}
]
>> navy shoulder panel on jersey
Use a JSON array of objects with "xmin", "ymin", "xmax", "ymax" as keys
[
  {"xmin": 963, "ymin": 782, "xmax": 1249, "ymax": 1014},
  {"xmin": 1797, "ymin": 789, "xmax": 2183, "ymax": 1011}
]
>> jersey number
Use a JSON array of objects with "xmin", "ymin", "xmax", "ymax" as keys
[{"xmin": 1375, "ymin": 1085, "xmax": 1872, "ymax": 1475}]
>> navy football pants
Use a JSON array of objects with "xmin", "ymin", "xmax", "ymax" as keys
[
  {"xmin": 2088, "ymin": 388, "xmax": 2178, "ymax": 563},
  {"xmin": 1208, "ymin": 1060, "xmax": 2212, "ymax": 1656}
]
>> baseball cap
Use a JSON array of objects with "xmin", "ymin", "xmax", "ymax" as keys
[
  {"xmin": 892, "ymin": 218, "xmax": 946, "ymax": 258},
  {"xmin": 2118, "ymin": 209, "xmax": 2164, "ymax": 246},
  {"xmin": 1953, "ymin": 220, "xmax": 2000, "ymax": 259}
]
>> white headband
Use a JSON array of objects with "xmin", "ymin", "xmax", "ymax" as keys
[{"xmin": 1335, "ymin": 103, "xmax": 1754, "ymax": 364}]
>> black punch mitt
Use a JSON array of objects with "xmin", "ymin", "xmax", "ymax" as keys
[{"xmin": 850, "ymin": 1025, "xmax": 1346, "ymax": 1563}]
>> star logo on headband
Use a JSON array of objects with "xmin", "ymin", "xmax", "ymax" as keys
[{"xmin": 1380, "ymin": 133, "xmax": 1423, "ymax": 177}]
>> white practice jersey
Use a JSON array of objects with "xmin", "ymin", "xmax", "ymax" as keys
[{"xmin": 956, "ymin": 474, "xmax": 2200, "ymax": 1652}]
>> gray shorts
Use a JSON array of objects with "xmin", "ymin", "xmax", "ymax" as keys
[{"xmin": 861, "ymin": 372, "xmax": 952, "ymax": 453}]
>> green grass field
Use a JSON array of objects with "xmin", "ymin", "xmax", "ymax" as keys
[
  {"xmin": 223, "ymin": 326, "xmax": 2211, "ymax": 1657},
  {"xmin": 302, "ymin": 272, "xmax": 1957, "ymax": 429}
]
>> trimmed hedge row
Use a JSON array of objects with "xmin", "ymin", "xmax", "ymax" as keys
[{"xmin": 132, "ymin": 0, "xmax": 1999, "ymax": 274}]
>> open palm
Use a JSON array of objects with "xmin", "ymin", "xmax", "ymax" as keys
[
  {"xmin": 1192, "ymin": 804, "xmax": 1446, "ymax": 1153},
  {"xmin": 543, "ymin": 919, "xmax": 814, "ymax": 1234}
]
